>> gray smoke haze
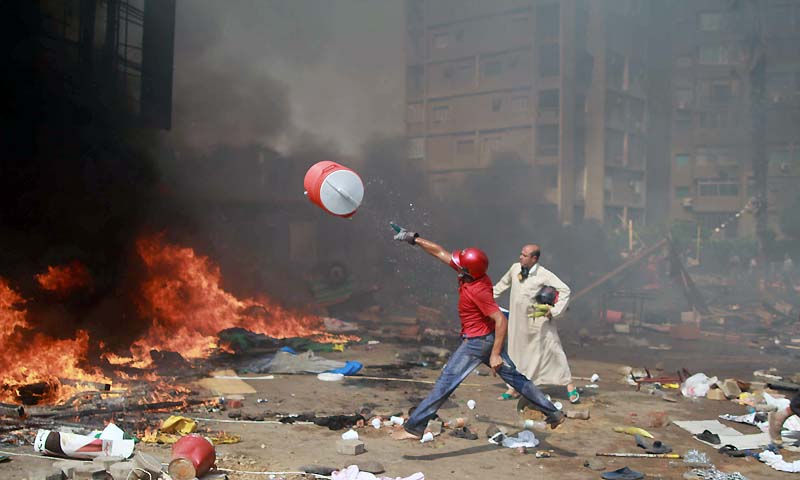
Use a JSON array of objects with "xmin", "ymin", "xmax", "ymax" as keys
[{"xmin": 171, "ymin": 0, "xmax": 404, "ymax": 153}]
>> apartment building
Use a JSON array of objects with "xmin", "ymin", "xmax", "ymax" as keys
[
  {"xmin": 405, "ymin": 0, "xmax": 669, "ymax": 227},
  {"xmin": 668, "ymin": 0, "xmax": 800, "ymax": 238}
]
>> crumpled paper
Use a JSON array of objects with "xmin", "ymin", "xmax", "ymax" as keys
[{"xmin": 160, "ymin": 416, "xmax": 197, "ymax": 435}]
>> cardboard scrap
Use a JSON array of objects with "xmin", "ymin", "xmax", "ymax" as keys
[{"xmin": 197, "ymin": 369, "xmax": 257, "ymax": 395}]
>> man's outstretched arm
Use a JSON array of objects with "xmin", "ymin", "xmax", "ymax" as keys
[{"xmin": 392, "ymin": 225, "xmax": 451, "ymax": 266}]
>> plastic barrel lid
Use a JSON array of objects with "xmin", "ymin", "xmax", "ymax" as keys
[{"xmin": 319, "ymin": 170, "xmax": 363, "ymax": 216}]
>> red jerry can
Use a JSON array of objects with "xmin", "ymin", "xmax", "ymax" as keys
[
  {"xmin": 303, "ymin": 161, "xmax": 364, "ymax": 218},
  {"xmin": 168, "ymin": 434, "xmax": 216, "ymax": 480}
]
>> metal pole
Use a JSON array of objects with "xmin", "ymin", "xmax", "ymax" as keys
[{"xmin": 696, "ymin": 223, "xmax": 701, "ymax": 264}]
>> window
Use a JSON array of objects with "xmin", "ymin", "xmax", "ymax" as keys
[
  {"xmin": 538, "ymin": 89, "xmax": 559, "ymax": 113},
  {"xmin": 512, "ymin": 95, "xmax": 530, "ymax": 113},
  {"xmin": 699, "ymin": 13, "xmax": 724, "ymax": 31},
  {"xmin": 676, "ymin": 56, "xmax": 693, "ymax": 68},
  {"xmin": 765, "ymin": 3, "xmax": 799, "ymax": 35},
  {"xmin": 675, "ymin": 88, "xmax": 693, "ymax": 106},
  {"xmin": 491, "ymin": 97, "xmax": 503, "ymax": 112},
  {"xmin": 628, "ymin": 135, "xmax": 645, "ymax": 167},
  {"xmin": 482, "ymin": 136, "xmax": 502, "ymax": 155},
  {"xmin": 537, "ymin": 125, "xmax": 559, "ymax": 156},
  {"xmin": 538, "ymin": 44, "xmax": 560, "ymax": 77},
  {"xmin": 456, "ymin": 139, "xmax": 475, "ymax": 155},
  {"xmin": 710, "ymin": 83, "xmax": 733, "ymax": 103},
  {"xmin": 607, "ymin": 52, "xmax": 625, "ymax": 90},
  {"xmin": 432, "ymin": 106, "xmax": 449, "ymax": 124},
  {"xmin": 697, "ymin": 179, "xmax": 739, "ymax": 196},
  {"xmin": 445, "ymin": 62, "xmax": 474, "ymax": 86},
  {"xmin": 768, "ymin": 148, "xmax": 800, "ymax": 172},
  {"xmin": 483, "ymin": 60, "xmax": 503, "ymax": 77},
  {"xmin": 433, "ymin": 32, "xmax": 449, "ymax": 49},
  {"xmin": 408, "ymin": 138, "xmax": 424, "ymax": 159},
  {"xmin": 407, "ymin": 66, "xmax": 423, "ymax": 97},
  {"xmin": 675, "ymin": 110, "xmax": 692, "ymax": 128},
  {"xmin": 628, "ymin": 62, "xmax": 645, "ymax": 93},
  {"xmin": 699, "ymin": 45, "xmax": 737, "ymax": 65},
  {"xmin": 607, "ymin": 94, "xmax": 625, "ymax": 124},
  {"xmin": 628, "ymin": 98, "xmax": 645, "ymax": 126},
  {"xmin": 699, "ymin": 111, "xmax": 727, "ymax": 129},
  {"xmin": 536, "ymin": 4, "xmax": 559, "ymax": 40},
  {"xmin": 605, "ymin": 130, "xmax": 625, "ymax": 165},
  {"xmin": 674, "ymin": 154, "xmax": 690, "ymax": 167},
  {"xmin": 675, "ymin": 186, "xmax": 691, "ymax": 198},
  {"xmin": 406, "ymin": 104, "xmax": 424, "ymax": 124},
  {"xmin": 696, "ymin": 147, "xmax": 734, "ymax": 166},
  {"xmin": 767, "ymin": 72, "xmax": 794, "ymax": 98}
]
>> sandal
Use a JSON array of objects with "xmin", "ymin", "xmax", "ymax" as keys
[
  {"xmin": 497, "ymin": 392, "xmax": 521, "ymax": 401},
  {"xmin": 449, "ymin": 426, "xmax": 478, "ymax": 440},
  {"xmin": 695, "ymin": 429, "xmax": 721, "ymax": 445},
  {"xmin": 568, "ymin": 388, "xmax": 580, "ymax": 404},
  {"xmin": 718, "ymin": 444, "xmax": 747, "ymax": 458}
]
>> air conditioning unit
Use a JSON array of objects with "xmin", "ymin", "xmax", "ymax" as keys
[
  {"xmin": 771, "ymin": 94, "xmax": 782, "ymax": 103},
  {"xmin": 682, "ymin": 197, "xmax": 694, "ymax": 209},
  {"xmin": 780, "ymin": 162, "xmax": 790, "ymax": 173},
  {"xmin": 678, "ymin": 101, "xmax": 688, "ymax": 110}
]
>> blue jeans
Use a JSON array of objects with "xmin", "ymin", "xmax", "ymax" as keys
[{"xmin": 404, "ymin": 332, "xmax": 562, "ymax": 436}]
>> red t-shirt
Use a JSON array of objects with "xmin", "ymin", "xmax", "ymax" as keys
[{"xmin": 450, "ymin": 259, "xmax": 501, "ymax": 337}]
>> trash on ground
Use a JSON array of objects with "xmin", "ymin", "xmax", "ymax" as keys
[
  {"xmin": 613, "ymin": 426, "xmax": 653, "ymax": 438},
  {"xmin": 681, "ymin": 373, "xmax": 718, "ymax": 398},
  {"xmin": 169, "ymin": 434, "xmax": 216, "ymax": 480},
  {"xmin": 34, "ymin": 423, "xmax": 135, "ymax": 460},
  {"xmin": 758, "ymin": 450, "xmax": 800, "ymax": 473},
  {"xmin": 332, "ymin": 464, "xmax": 424, "ymax": 480}
]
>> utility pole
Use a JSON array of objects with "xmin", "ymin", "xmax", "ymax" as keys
[{"xmin": 746, "ymin": 1, "xmax": 769, "ymax": 292}]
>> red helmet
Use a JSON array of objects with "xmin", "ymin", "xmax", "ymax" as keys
[{"xmin": 452, "ymin": 248, "xmax": 489, "ymax": 279}]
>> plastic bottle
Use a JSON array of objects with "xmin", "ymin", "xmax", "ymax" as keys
[{"xmin": 521, "ymin": 419, "xmax": 548, "ymax": 431}]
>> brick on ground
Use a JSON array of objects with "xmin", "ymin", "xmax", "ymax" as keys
[{"xmin": 336, "ymin": 439, "xmax": 365, "ymax": 455}]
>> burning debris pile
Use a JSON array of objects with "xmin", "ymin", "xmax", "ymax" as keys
[{"xmin": 0, "ymin": 234, "xmax": 355, "ymax": 407}]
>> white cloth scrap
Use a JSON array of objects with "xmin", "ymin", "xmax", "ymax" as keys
[
  {"xmin": 332, "ymin": 465, "xmax": 424, "ymax": 480},
  {"xmin": 759, "ymin": 450, "xmax": 800, "ymax": 473},
  {"xmin": 499, "ymin": 430, "xmax": 539, "ymax": 449},
  {"xmin": 719, "ymin": 412, "xmax": 767, "ymax": 431}
]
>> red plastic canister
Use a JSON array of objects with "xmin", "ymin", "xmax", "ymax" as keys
[
  {"xmin": 303, "ymin": 161, "xmax": 364, "ymax": 218},
  {"xmin": 168, "ymin": 434, "xmax": 216, "ymax": 480}
]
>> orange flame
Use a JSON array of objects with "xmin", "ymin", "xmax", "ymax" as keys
[
  {"xmin": 130, "ymin": 234, "xmax": 350, "ymax": 366},
  {"xmin": 0, "ymin": 235, "xmax": 357, "ymax": 405},
  {"xmin": 35, "ymin": 261, "xmax": 92, "ymax": 296},
  {"xmin": 0, "ymin": 278, "xmax": 111, "ymax": 404}
]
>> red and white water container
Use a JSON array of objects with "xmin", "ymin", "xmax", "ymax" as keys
[{"xmin": 303, "ymin": 161, "xmax": 364, "ymax": 218}]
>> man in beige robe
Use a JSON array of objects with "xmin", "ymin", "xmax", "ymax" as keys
[{"xmin": 493, "ymin": 244, "xmax": 577, "ymax": 402}]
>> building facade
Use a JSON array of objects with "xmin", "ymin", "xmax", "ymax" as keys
[
  {"xmin": 404, "ymin": 0, "xmax": 668, "ymax": 228},
  {"xmin": 405, "ymin": 0, "xmax": 800, "ymax": 238},
  {"xmin": 668, "ymin": 0, "xmax": 800, "ymax": 238}
]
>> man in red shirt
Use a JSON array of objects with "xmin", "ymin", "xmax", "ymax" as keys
[{"xmin": 392, "ymin": 225, "xmax": 565, "ymax": 439}]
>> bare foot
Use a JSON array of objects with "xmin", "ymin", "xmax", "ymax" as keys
[{"xmin": 391, "ymin": 429, "xmax": 421, "ymax": 440}]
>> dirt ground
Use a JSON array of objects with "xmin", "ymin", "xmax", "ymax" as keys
[{"xmin": 2, "ymin": 335, "xmax": 799, "ymax": 480}]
